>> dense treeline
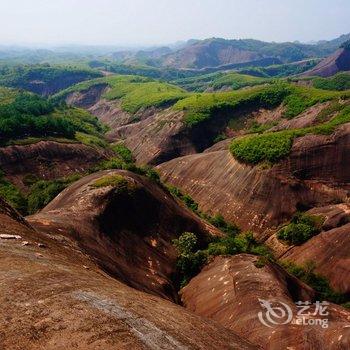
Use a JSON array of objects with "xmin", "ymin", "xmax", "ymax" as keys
[
  {"xmin": 0, "ymin": 93, "xmax": 75, "ymax": 143},
  {"xmin": 0, "ymin": 64, "xmax": 102, "ymax": 95},
  {"xmin": 0, "ymin": 91, "xmax": 106, "ymax": 145}
]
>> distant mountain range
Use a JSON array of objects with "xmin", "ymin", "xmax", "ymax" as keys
[
  {"xmin": 111, "ymin": 33, "xmax": 350, "ymax": 70},
  {"xmin": 1, "ymin": 33, "xmax": 350, "ymax": 70}
]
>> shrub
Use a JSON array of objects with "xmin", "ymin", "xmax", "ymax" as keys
[
  {"xmin": 27, "ymin": 174, "xmax": 81, "ymax": 214},
  {"xmin": 167, "ymin": 185, "xmax": 199, "ymax": 212},
  {"xmin": 172, "ymin": 229, "xmax": 273, "ymax": 287},
  {"xmin": 277, "ymin": 213, "xmax": 324, "ymax": 245},
  {"xmin": 230, "ymin": 131, "xmax": 294, "ymax": 164},
  {"xmin": 0, "ymin": 171, "xmax": 27, "ymax": 213},
  {"xmin": 206, "ymin": 214, "xmax": 240, "ymax": 236},
  {"xmin": 313, "ymin": 73, "xmax": 350, "ymax": 91},
  {"xmin": 111, "ymin": 143, "xmax": 134, "ymax": 163},
  {"xmin": 282, "ymin": 261, "xmax": 348, "ymax": 304},
  {"xmin": 173, "ymin": 232, "xmax": 208, "ymax": 288}
]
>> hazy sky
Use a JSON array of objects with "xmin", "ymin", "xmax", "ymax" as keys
[{"xmin": 1, "ymin": 0, "xmax": 349, "ymax": 46}]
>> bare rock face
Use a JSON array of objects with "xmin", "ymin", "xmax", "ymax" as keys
[
  {"xmin": 0, "ymin": 141, "xmax": 112, "ymax": 189},
  {"xmin": 158, "ymin": 124, "xmax": 350, "ymax": 236},
  {"xmin": 181, "ymin": 255, "xmax": 350, "ymax": 350},
  {"xmin": 281, "ymin": 204, "xmax": 350, "ymax": 294},
  {"xmin": 0, "ymin": 196, "xmax": 256, "ymax": 350},
  {"xmin": 28, "ymin": 170, "xmax": 220, "ymax": 301},
  {"xmin": 65, "ymin": 83, "xmax": 108, "ymax": 108},
  {"xmin": 302, "ymin": 48, "xmax": 350, "ymax": 77}
]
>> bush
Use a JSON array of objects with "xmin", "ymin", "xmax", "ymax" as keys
[
  {"xmin": 230, "ymin": 131, "xmax": 294, "ymax": 164},
  {"xmin": 27, "ymin": 174, "xmax": 81, "ymax": 214},
  {"xmin": 173, "ymin": 232, "xmax": 208, "ymax": 288},
  {"xmin": 0, "ymin": 171, "xmax": 27, "ymax": 213},
  {"xmin": 277, "ymin": 213, "xmax": 324, "ymax": 245},
  {"xmin": 173, "ymin": 229, "xmax": 274, "ymax": 288},
  {"xmin": 111, "ymin": 143, "xmax": 134, "ymax": 163},
  {"xmin": 167, "ymin": 185, "xmax": 199, "ymax": 212},
  {"xmin": 313, "ymin": 73, "xmax": 350, "ymax": 91},
  {"xmin": 282, "ymin": 261, "xmax": 348, "ymax": 304}
]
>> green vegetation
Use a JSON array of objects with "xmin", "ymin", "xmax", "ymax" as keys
[
  {"xmin": 283, "ymin": 85, "xmax": 350, "ymax": 119},
  {"xmin": 0, "ymin": 171, "xmax": 82, "ymax": 215},
  {"xmin": 91, "ymin": 174, "xmax": 136, "ymax": 195},
  {"xmin": 0, "ymin": 170, "xmax": 27, "ymax": 212},
  {"xmin": 230, "ymin": 131, "xmax": 294, "ymax": 164},
  {"xmin": 27, "ymin": 175, "xmax": 81, "ymax": 214},
  {"xmin": 239, "ymin": 60, "xmax": 319, "ymax": 78},
  {"xmin": 174, "ymin": 83, "xmax": 289, "ymax": 126},
  {"xmin": 313, "ymin": 73, "xmax": 350, "ymax": 91},
  {"xmin": 173, "ymin": 230, "xmax": 273, "ymax": 287},
  {"xmin": 0, "ymin": 64, "xmax": 102, "ymax": 95},
  {"xmin": 111, "ymin": 143, "xmax": 134, "ymax": 163},
  {"xmin": 282, "ymin": 261, "xmax": 349, "ymax": 304},
  {"xmin": 172, "ymin": 72, "xmax": 270, "ymax": 92},
  {"xmin": 230, "ymin": 104, "xmax": 350, "ymax": 164},
  {"xmin": 0, "ymin": 88, "xmax": 107, "ymax": 146},
  {"xmin": 277, "ymin": 213, "xmax": 324, "ymax": 245},
  {"xmin": 167, "ymin": 185, "xmax": 199, "ymax": 212},
  {"xmin": 211, "ymin": 72, "xmax": 269, "ymax": 90},
  {"xmin": 54, "ymin": 75, "xmax": 187, "ymax": 114}
]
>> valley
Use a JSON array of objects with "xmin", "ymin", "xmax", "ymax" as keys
[{"xmin": 0, "ymin": 33, "xmax": 350, "ymax": 350}]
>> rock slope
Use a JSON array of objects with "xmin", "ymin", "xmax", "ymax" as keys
[
  {"xmin": 158, "ymin": 124, "xmax": 350, "ymax": 237},
  {"xmin": 28, "ymin": 170, "xmax": 220, "ymax": 301},
  {"xmin": 0, "ymin": 196, "xmax": 256, "ymax": 350},
  {"xmin": 181, "ymin": 255, "xmax": 350, "ymax": 350}
]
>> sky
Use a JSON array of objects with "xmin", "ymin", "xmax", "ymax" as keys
[{"xmin": 1, "ymin": 0, "xmax": 349, "ymax": 47}]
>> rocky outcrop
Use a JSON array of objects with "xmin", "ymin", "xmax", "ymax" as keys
[
  {"xmin": 181, "ymin": 255, "xmax": 350, "ymax": 350},
  {"xmin": 28, "ymin": 170, "xmax": 221, "ymax": 301},
  {"xmin": 0, "ymin": 196, "xmax": 256, "ymax": 350},
  {"xmin": 66, "ymin": 83, "xmax": 108, "ymax": 108},
  {"xmin": 280, "ymin": 204, "xmax": 350, "ymax": 294},
  {"xmin": 302, "ymin": 48, "xmax": 350, "ymax": 77},
  {"xmin": 0, "ymin": 141, "xmax": 112, "ymax": 189},
  {"xmin": 158, "ymin": 124, "xmax": 350, "ymax": 236}
]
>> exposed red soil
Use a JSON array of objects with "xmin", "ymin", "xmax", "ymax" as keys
[
  {"xmin": 0, "ymin": 141, "xmax": 112, "ymax": 190},
  {"xmin": 0, "ymin": 197, "xmax": 256, "ymax": 350},
  {"xmin": 158, "ymin": 124, "xmax": 350, "ymax": 237},
  {"xmin": 27, "ymin": 170, "xmax": 221, "ymax": 301},
  {"xmin": 279, "ymin": 204, "xmax": 350, "ymax": 294},
  {"xmin": 181, "ymin": 255, "xmax": 350, "ymax": 350},
  {"xmin": 302, "ymin": 48, "xmax": 350, "ymax": 77}
]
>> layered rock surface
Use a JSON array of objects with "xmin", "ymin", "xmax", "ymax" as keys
[
  {"xmin": 0, "ymin": 141, "xmax": 111, "ymax": 189},
  {"xmin": 158, "ymin": 124, "xmax": 350, "ymax": 237},
  {"xmin": 0, "ymin": 195, "xmax": 256, "ymax": 350},
  {"xmin": 181, "ymin": 255, "xmax": 350, "ymax": 350},
  {"xmin": 27, "ymin": 170, "xmax": 220, "ymax": 301}
]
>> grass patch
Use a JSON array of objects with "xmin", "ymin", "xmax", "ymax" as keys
[
  {"xmin": 54, "ymin": 75, "xmax": 187, "ymax": 114},
  {"xmin": 230, "ymin": 105, "xmax": 350, "ymax": 164},
  {"xmin": 283, "ymin": 85, "xmax": 350, "ymax": 119},
  {"xmin": 75, "ymin": 132, "xmax": 108, "ymax": 148},
  {"xmin": 174, "ymin": 83, "xmax": 290, "ymax": 127},
  {"xmin": 91, "ymin": 174, "xmax": 136, "ymax": 195},
  {"xmin": 111, "ymin": 143, "xmax": 134, "ymax": 163}
]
